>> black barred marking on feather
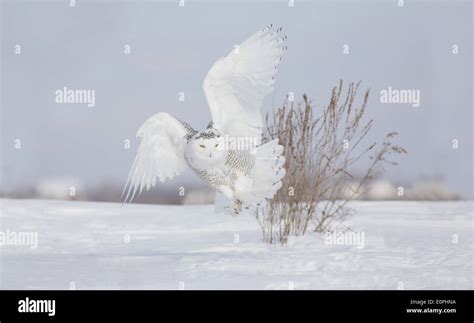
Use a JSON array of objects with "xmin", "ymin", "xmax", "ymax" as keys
[
  {"xmin": 188, "ymin": 165, "xmax": 234, "ymax": 189},
  {"xmin": 225, "ymin": 150, "xmax": 255, "ymax": 176},
  {"xmin": 184, "ymin": 149, "xmax": 256, "ymax": 190},
  {"xmin": 177, "ymin": 119, "xmax": 198, "ymax": 141},
  {"xmin": 195, "ymin": 130, "xmax": 219, "ymax": 140}
]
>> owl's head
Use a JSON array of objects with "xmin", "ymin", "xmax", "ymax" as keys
[{"xmin": 185, "ymin": 128, "xmax": 226, "ymax": 168}]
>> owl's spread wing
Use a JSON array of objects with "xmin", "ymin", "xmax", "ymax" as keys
[
  {"xmin": 122, "ymin": 112, "xmax": 196, "ymax": 203},
  {"xmin": 203, "ymin": 25, "xmax": 287, "ymax": 143}
]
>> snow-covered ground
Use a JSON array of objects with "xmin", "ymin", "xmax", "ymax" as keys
[{"xmin": 0, "ymin": 199, "xmax": 472, "ymax": 290}]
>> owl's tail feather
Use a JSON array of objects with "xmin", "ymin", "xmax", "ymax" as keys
[
  {"xmin": 216, "ymin": 139, "xmax": 285, "ymax": 215},
  {"xmin": 247, "ymin": 139, "xmax": 286, "ymax": 204}
]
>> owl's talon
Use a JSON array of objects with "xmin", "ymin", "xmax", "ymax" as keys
[{"xmin": 231, "ymin": 199, "xmax": 243, "ymax": 216}]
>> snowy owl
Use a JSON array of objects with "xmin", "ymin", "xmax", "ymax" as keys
[{"xmin": 123, "ymin": 25, "xmax": 287, "ymax": 215}]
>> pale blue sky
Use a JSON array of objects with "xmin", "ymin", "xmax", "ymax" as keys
[{"xmin": 1, "ymin": 0, "xmax": 472, "ymax": 198}]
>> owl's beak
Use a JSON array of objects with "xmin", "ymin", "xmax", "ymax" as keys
[{"xmin": 209, "ymin": 153, "xmax": 212, "ymax": 158}]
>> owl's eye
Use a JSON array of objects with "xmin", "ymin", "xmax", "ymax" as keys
[
  {"xmin": 199, "ymin": 144, "xmax": 206, "ymax": 148},
  {"xmin": 214, "ymin": 144, "xmax": 219, "ymax": 148}
]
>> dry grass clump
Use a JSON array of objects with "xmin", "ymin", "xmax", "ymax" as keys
[{"xmin": 256, "ymin": 81, "xmax": 406, "ymax": 244}]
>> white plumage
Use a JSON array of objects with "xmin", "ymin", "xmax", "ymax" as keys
[
  {"xmin": 203, "ymin": 25, "xmax": 287, "ymax": 142},
  {"xmin": 122, "ymin": 113, "xmax": 193, "ymax": 202},
  {"xmin": 123, "ymin": 25, "xmax": 287, "ymax": 215}
]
